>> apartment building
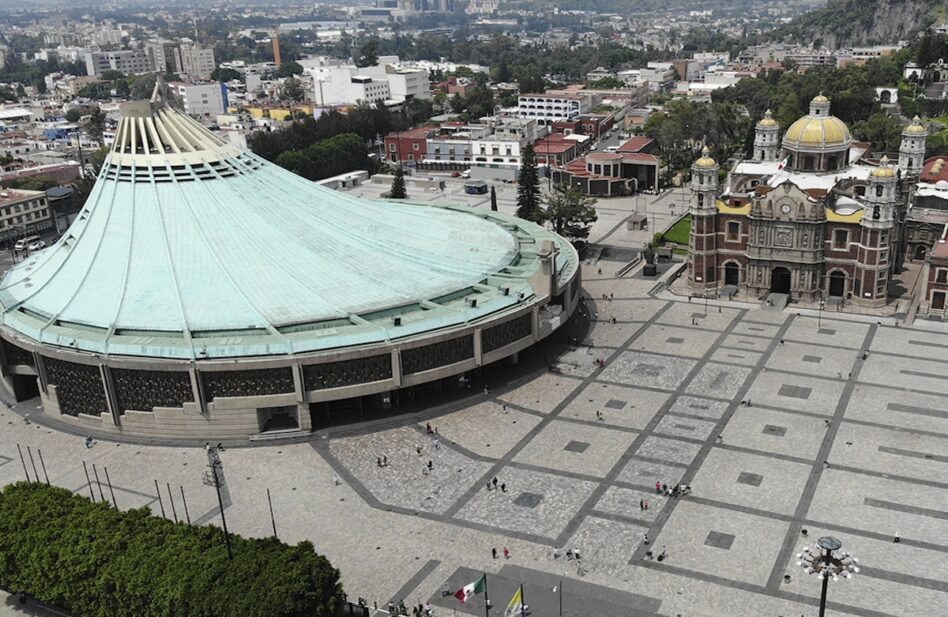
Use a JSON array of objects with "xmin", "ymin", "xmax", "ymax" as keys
[
  {"xmin": 517, "ymin": 93, "xmax": 586, "ymax": 125},
  {"xmin": 0, "ymin": 188, "xmax": 52, "ymax": 245}
]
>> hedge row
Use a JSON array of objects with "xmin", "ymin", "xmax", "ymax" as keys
[{"xmin": 0, "ymin": 482, "xmax": 345, "ymax": 617}]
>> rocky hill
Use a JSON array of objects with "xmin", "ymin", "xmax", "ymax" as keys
[{"xmin": 773, "ymin": 0, "xmax": 948, "ymax": 49}]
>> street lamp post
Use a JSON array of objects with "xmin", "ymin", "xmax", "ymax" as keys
[
  {"xmin": 796, "ymin": 536, "xmax": 859, "ymax": 617},
  {"xmin": 203, "ymin": 448, "xmax": 233, "ymax": 560}
]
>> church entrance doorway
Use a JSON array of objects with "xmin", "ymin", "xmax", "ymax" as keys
[
  {"xmin": 915, "ymin": 245, "xmax": 927, "ymax": 260},
  {"xmin": 828, "ymin": 271, "xmax": 846, "ymax": 297},
  {"xmin": 770, "ymin": 267, "xmax": 791, "ymax": 295},
  {"xmin": 724, "ymin": 262, "xmax": 740, "ymax": 286}
]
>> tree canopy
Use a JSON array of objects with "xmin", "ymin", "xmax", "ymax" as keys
[
  {"xmin": 274, "ymin": 133, "xmax": 373, "ymax": 181},
  {"xmin": 543, "ymin": 186, "xmax": 598, "ymax": 240},
  {"xmin": 0, "ymin": 482, "xmax": 345, "ymax": 617},
  {"xmin": 516, "ymin": 144, "xmax": 541, "ymax": 222}
]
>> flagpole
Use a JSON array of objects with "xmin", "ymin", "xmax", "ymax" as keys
[
  {"xmin": 558, "ymin": 580, "xmax": 562, "ymax": 617},
  {"xmin": 520, "ymin": 585, "xmax": 525, "ymax": 617},
  {"xmin": 483, "ymin": 574, "xmax": 490, "ymax": 617}
]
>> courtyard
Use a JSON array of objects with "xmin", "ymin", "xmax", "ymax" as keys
[{"xmin": 2, "ymin": 251, "xmax": 948, "ymax": 617}]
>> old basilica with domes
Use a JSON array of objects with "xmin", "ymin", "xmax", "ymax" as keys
[{"xmin": 686, "ymin": 95, "xmax": 931, "ymax": 308}]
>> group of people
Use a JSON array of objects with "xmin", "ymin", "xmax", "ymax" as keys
[
  {"xmin": 491, "ymin": 547, "xmax": 511, "ymax": 559},
  {"xmin": 655, "ymin": 481, "xmax": 690, "ymax": 498},
  {"xmin": 486, "ymin": 476, "xmax": 507, "ymax": 493},
  {"xmin": 387, "ymin": 600, "xmax": 434, "ymax": 617},
  {"xmin": 552, "ymin": 546, "xmax": 582, "ymax": 561}
]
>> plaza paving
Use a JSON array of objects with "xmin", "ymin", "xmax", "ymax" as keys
[{"xmin": 2, "ymin": 254, "xmax": 948, "ymax": 617}]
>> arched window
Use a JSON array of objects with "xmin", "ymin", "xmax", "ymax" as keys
[
  {"xmin": 697, "ymin": 194, "xmax": 704, "ymax": 208},
  {"xmin": 876, "ymin": 185, "xmax": 883, "ymax": 197}
]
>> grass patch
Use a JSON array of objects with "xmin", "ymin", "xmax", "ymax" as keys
[{"xmin": 662, "ymin": 214, "xmax": 691, "ymax": 245}]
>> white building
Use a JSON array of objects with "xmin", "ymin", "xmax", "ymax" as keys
[
  {"xmin": 310, "ymin": 63, "xmax": 430, "ymax": 106},
  {"xmin": 173, "ymin": 46, "xmax": 216, "ymax": 81},
  {"xmin": 172, "ymin": 83, "xmax": 227, "ymax": 116},
  {"xmin": 470, "ymin": 117, "xmax": 541, "ymax": 166},
  {"xmin": 517, "ymin": 94, "xmax": 586, "ymax": 125},
  {"xmin": 85, "ymin": 50, "xmax": 155, "ymax": 76}
]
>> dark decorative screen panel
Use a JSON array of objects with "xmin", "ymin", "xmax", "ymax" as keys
[
  {"xmin": 303, "ymin": 354, "xmax": 392, "ymax": 391},
  {"xmin": 44, "ymin": 357, "xmax": 108, "ymax": 417},
  {"xmin": 113, "ymin": 368, "xmax": 194, "ymax": 413},
  {"xmin": 2, "ymin": 340, "xmax": 35, "ymax": 367},
  {"xmin": 202, "ymin": 367, "xmax": 294, "ymax": 401},
  {"xmin": 482, "ymin": 314, "xmax": 532, "ymax": 353},
  {"xmin": 401, "ymin": 336, "xmax": 474, "ymax": 375}
]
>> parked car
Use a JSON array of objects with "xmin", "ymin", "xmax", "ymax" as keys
[
  {"xmin": 28, "ymin": 240, "xmax": 46, "ymax": 251},
  {"xmin": 604, "ymin": 146, "xmax": 619, "ymax": 153},
  {"xmin": 461, "ymin": 170, "xmax": 471, "ymax": 178},
  {"xmin": 451, "ymin": 171, "xmax": 461, "ymax": 177},
  {"xmin": 14, "ymin": 235, "xmax": 39, "ymax": 251}
]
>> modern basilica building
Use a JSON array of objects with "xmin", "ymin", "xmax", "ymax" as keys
[
  {"xmin": 0, "ymin": 94, "xmax": 579, "ymax": 441},
  {"xmin": 687, "ymin": 96, "xmax": 929, "ymax": 307}
]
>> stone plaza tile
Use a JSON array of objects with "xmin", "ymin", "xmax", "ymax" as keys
[
  {"xmin": 559, "ymin": 382, "xmax": 670, "ymax": 430},
  {"xmin": 430, "ymin": 403, "xmax": 542, "ymax": 458},
  {"xmin": 655, "ymin": 301, "xmax": 740, "ymax": 331},
  {"xmin": 598, "ymin": 351, "xmax": 697, "ymax": 391},
  {"xmin": 777, "ymin": 527, "xmax": 948, "ymax": 617},
  {"xmin": 454, "ymin": 466, "xmax": 597, "ymax": 539},
  {"xmin": 591, "ymin": 297, "xmax": 668, "ymax": 322},
  {"xmin": 688, "ymin": 448, "xmax": 810, "ymax": 515},
  {"xmin": 859, "ymin": 353, "xmax": 948, "ymax": 396},
  {"xmin": 828, "ymin": 422, "xmax": 948, "ymax": 483},
  {"xmin": 654, "ymin": 415, "xmax": 717, "ymax": 441},
  {"xmin": 563, "ymin": 515, "xmax": 647, "ymax": 580},
  {"xmin": 615, "ymin": 457, "xmax": 685, "ymax": 489},
  {"xmin": 581, "ymin": 319, "xmax": 642, "ymax": 348},
  {"xmin": 667, "ymin": 395, "xmax": 730, "ymax": 421},
  {"xmin": 808, "ymin": 470, "xmax": 948, "ymax": 542},
  {"xmin": 869, "ymin": 326, "xmax": 948, "ymax": 361},
  {"xmin": 743, "ymin": 370, "xmax": 844, "ymax": 416},
  {"xmin": 783, "ymin": 316, "xmax": 870, "ymax": 350},
  {"xmin": 654, "ymin": 500, "xmax": 789, "ymax": 587},
  {"xmin": 635, "ymin": 436, "xmax": 702, "ymax": 466},
  {"xmin": 844, "ymin": 385, "xmax": 948, "ymax": 436},
  {"xmin": 329, "ymin": 427, "xmax": 492, "ymax": 514},
  {"xmin": 595, "ymin": 486, "xmax": 668, "ymax": 522},
  {"xmin": 627, "ymin": 324, "xmax": 718, "ymax": 359},
  {"xmin": 719, "ymin": 334, "xmax": 771, "ymax": 353},
  {"xmin": 709, "ymin": 347, "xmax": 763, "ymax": 367},
  {"xmin": 513, "ymin": 420, "xmax": 637, "ymax": 478},
  {"xmin": 730, "ymin": 321, "xmax": 782, "ymax": 338},
  {"xmin": 685, "ymin": 362, "xmax": 752, "ymax": 400},
  {"xmin": 764, "ymin": 341, "xmax": 857, "ymax": 379},
  {"xmin": 550, "ymin": 347, "xmax": 605, "ymax": 378},
  {"xmin": 720, "ymin": 407, "xmax": 825, "ymax": 460},
  {"xmin": 498, "ymin": 373, "xmax": 584, "ymax": 414}
]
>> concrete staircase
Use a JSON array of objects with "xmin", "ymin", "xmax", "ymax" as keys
[{"xmin": 763, "ymin": 292, "xmax": 789, "ymax": 311}]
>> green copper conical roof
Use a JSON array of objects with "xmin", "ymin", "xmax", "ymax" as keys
[{"xmin": 0, "ymin": 100, "xmax": 575, "ymax": 359}]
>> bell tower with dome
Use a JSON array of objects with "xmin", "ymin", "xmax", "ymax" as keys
[
  {"xmin": 899, "ymin": 116, "xmax": 927, "ymax": 178},
  {"xmin": 688, "ymin": 147, "xmax": 720, "ymax": 292},
  {"xmin": 754, "ymin": 109, "xmax": 780, "ymax": 162},
  {"xmin": 854, "ymin": 158, "xmax": 898, "ymax": 307},
  {"xmin": 781, "ymin": 95, "xmax": 853, "ymax": 173}
]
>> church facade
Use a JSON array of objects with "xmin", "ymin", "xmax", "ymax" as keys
[{"xmin": 686, "ymin": 96, "xmax": 929, "ymax": 308}]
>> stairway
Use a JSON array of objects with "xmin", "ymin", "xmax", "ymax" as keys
[{"xmin": 763, "ymin": 292, "xmax": 789, "ymax": 311}]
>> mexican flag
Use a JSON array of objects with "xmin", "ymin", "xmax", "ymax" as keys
[{"xmin": 454, "ymin": 575, "xmax": 487, "ymax": 604}]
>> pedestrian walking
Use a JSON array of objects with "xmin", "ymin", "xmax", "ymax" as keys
[
  {"xmin": 416, "ymin": 446, "xmax": 423, "ymax": 456},
  {"xmin": 377, "ymin": 457, "xmax": 383, "ymax": 467},
  {"xmin": 655, "ymin": 481, "xmax": 662, "ymax": 493},
  {"xmin": 894, "ymin": 532, "xmax": 901, "ymax": 543},
  {"xmin": 383, "ymin": 455, "xmax": 388, "ymax": 466},
  {"xmin": 427, "ymin": 460, "xmax": 433, "ymax": 470},
  {"xmin": 426, "ymin": 422, "xmax": 433, "ymax": 434},
  {"xmin": 644, "ymin": 499, "xmax": 649, "ymax": 509},
  {"xmin": 433, "ymin": 439, "xmax": 441, "ymax": 451},
  {"xmin": 643, "ymin": 532, "xmax": 649, "ymax": 545},
  {"xmin": 503, "ymin": 547, "xmax": 510, "ymax": 559},
  {"xmin": 23, "ymin": 413, "xmax": 30, "ymax": 424},
  {"xmin": 486, "ymin": 482, "xmax": 492, "ymax": 492},
  {"xmin": 501, "ymin": 483, "xmax": 506, "ymax": 493},
  {"xmin": 483, "ymin": 386, "xmax": 489, "ymax": 395},
  {"xmin": 332, "ymin": 474, "xmax": 340, "ymax": 486},
  {"xmin": 84, "ymin": 436, "xmax": 94, "ymax": 449},
  {"xmin": 661, "ymin": 482, "xmax": 667, "ymax": 493},
  {"xmin": 502, "ymin": 404, "xmax": 508, "ymax": 414},
  {"xmin": 492, "ymin": 547, "xmax": 497, "ymax": 559},
  {"xmin": 553, "ymin": 546, "xmax": 561, "ymax": 559},
  {"xmin": 217, "ymin": 443, "xmax": 225, "ymax": 452},
  {"xmin": 205, "ymin": 442, "xmax": 211, "ymax": 452},
  {"xmin": 492, "ymin": 476, "xmax": 498, "ymax": 488},
  {"xmin": 639, "ymin": 498, "xmax": 645, "ymax": 511},
  {"xmin": 596, "ymin": 410, "xmax": 604, "ymax": 421}
]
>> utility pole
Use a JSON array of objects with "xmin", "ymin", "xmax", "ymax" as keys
[{"xmin": 203, "ymin": 447, "xmax": 233, "ymax": 559}]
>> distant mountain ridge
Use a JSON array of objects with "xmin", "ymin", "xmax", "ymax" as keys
[{"xmin": 773, "ymin": 0, "xmax": 948, "ymax": 49}]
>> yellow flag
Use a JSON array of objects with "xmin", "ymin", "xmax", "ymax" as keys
[{"xmin": 504, "ymin": 585, "xmax": 523, "ymax": 617}]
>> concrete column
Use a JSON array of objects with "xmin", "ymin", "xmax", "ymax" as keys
[
  {"xmin": 33, "ymin": 352, "xmax": 48, "ymax": 393},
  {"xmin": 474, "ymin": 328, "xmax": 483, "ymax": 365},
  {"xmin": 297, "ymin": 402, "xmax": 312, "ymax": 431},
  {"xmin": 99, "ymin": 365, "xmax": 120, "ymax": 426},
  {"xmin": 190, "ymin": 367, "xmax": 208, "ymax": 414},
  {"xmin": 391, "ymin": 349, "xmax": 402, "ymax": 388},
  {"xmin": 531, "ymin": 306, "xmax": 540, "ymax": 341},
  {"xmin": 291, "ymin": 362, "xmax": 305, "ymax": 404}
]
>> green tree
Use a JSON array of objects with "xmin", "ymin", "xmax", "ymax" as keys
[
  {"xmin": 356, "ymin": 40, "xmax": 380, "ymax": 68},
  {"xmin": 277, "ymin": 61, "xmax": 304, "ymax": 77},
  {"xmin": 851, "ymin": 112, "xmax": 905, "ymax": 153},
  {"xmin": 516, "ymin": 143, "xmax": 541, "ymax": 222},
  {"xmin": 542, "ymin": 186, "xmax": 598, "ymax": 239},
  {"xmin": 586, "ymin": 77, "xmax": 625, "ymax": 89},
  {"xmin": 389, "ymin": 166, "xmax": 407, "ymax": 199},
  {"xmin": 279, "ymin": 76, "xmax": 305, "ymax": 102},
  {"xmin": 211, "ymin": 67, "xmax": 241, "ymax": 82},
  {"xmin": 64, "ymin": 108, "xmax": 82, "ymax": 123},
  {"xmin": 85, "ymin": 106, "xmax": 105, "ymax": 143}
]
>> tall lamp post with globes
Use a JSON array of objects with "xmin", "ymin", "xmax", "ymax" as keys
[{"xmin": 796, "ymin": 536, "xmax": 859, "ymax": 617}]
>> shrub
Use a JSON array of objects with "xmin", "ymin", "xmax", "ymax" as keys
[{"xmin": 0, "ymin": 483, "xmax": 345, "ymax": 617}]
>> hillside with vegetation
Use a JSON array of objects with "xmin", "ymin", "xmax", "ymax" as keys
[{"xmin": 771, "ymin": 0, "xmax": 948, "ymax": 49}]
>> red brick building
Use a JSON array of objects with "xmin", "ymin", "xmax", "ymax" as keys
[{"xmin": 384, "ymin": 126, "xmax": 434, "ymax": 164}]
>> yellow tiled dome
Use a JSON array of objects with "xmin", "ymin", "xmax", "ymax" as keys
[
  {"xmin": 871, "ymin": 156, "xmax": 896, "ymax": 178},
  {"xmin": 783, "ymin": 115, "xmax": 852, "ymax": 148},
  {"xmin": 904, "ymin": 116, "xmax": 927, "ymax": 135},
  {"xmin": 694, "ymin": 146, "xmax": 717, "ymax": 168},
  {"xmin": 757, "ymin": 109, "xmax": 778, "ymax": 128}
]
